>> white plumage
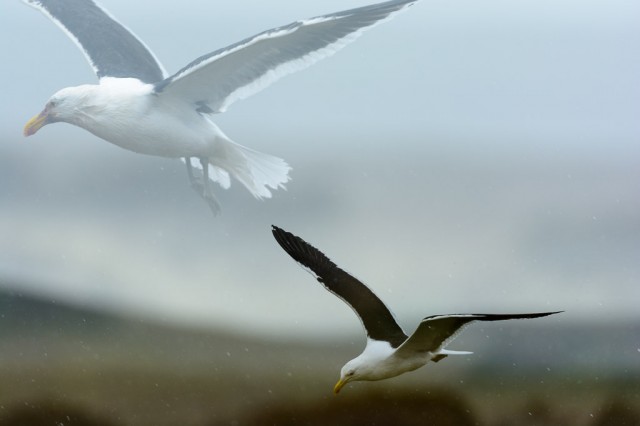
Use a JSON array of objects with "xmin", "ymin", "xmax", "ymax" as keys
[
  {"xmin": 22, "ymin": 0, "xmax": 419, "ymax": 212},
  {"xmin": 271, "ymin": 225, "xmax": 562, "ymax": 393}
]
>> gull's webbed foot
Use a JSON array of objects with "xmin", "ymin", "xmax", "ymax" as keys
[{"xmin": 184, "ymin": 157, "xmax": 221, "ymax": 215}]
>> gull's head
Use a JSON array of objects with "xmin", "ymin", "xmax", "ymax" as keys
[
  {"xmin": 24, "ymin": 86, "xmax": 96, "ymax": 136},
  {"xmin": 333, "ymin": 359, "xmax": 358, "ymax": 395},
  {"xmin": 334, "ymin": 340, "xmax": 401, "ymax": 394},
  {"xmin": 334, "ymin": 358, "xmax": 367, "ymax": 394}
]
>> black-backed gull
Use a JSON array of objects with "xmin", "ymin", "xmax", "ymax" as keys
[{"xmin": 271, "ymin": 225, "xmax": 562, "ymax": 393}]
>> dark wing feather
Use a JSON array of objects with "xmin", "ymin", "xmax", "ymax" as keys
[
  {"xmin": 272, "ymin": 226, "xmax": 408, "ymax": 347},
  {"xmin": 394, "ymin": 312, "xmax": 562, "ymax": 357},
  {"xmin": 24, "ymin": 0, "xmax": 166, "ymax": 82}
]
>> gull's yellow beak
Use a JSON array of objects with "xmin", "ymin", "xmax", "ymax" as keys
[
  {"xmin": 333, "ymin": 378, "xmax": 348, "ymax": 394},
  {"xmin": 23, "ymin": 109, "xmax": 50, "ymax": 136}
]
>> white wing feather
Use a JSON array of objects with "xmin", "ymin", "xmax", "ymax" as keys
[{"xmin": 155, "ymin": 0, "xmax": 418, "ymax": 112}]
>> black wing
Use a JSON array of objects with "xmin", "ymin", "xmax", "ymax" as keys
[
  {"xmin": 394, "ymin": 312, "xmax": 562, "ymax": 357},
  {"xmin": 24, "ymin": 0, "xmax": 166, "ymax": 83},
  {"xmin": 272, "ymin": 226, "xmax": 408, "ymax": 347}
]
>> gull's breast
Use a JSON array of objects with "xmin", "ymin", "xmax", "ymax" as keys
[{"xmin": 83, "ymin": 81, "xmax": 217, "ymax": 158}]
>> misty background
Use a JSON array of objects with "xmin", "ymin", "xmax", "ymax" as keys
[
  {"xmin": 1, "ymin": 0, "xmax": 638, "ymax": 342},
  {"xmin": 1, "ymin": 1, "xmax": 639, "ymax": 423}
]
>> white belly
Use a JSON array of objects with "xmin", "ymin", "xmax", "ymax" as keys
[
  {"xmin": 90, "ymin": 108, "xmax": 222, "ymax": 158},
  {"xmin": 73, "ymin": 79, "xmax": 226, "ymax": 158}
]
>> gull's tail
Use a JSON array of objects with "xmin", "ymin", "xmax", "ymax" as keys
[
  {"xmin": 431, "ymin": 349, "xmax": 473, "ymax": 363},
  {"xmin": 209, "ymin": 137, "xmax": 291, "ymax": 199}
]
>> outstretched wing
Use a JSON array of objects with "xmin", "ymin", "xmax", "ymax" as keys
[
  {"xmin": 272, "ymin": 226, "xmax": 408, "ymax": 347},
  {"xmin": 394, "ymin": 312, "xmax": 562, "ymax": 358},
  {"xmin": 23, "ymin": 0, "xmax": 166, "ymax": 83},
  {"xmin": 155, "ymin": 0, "xmax": 418, "ymax": 112}
]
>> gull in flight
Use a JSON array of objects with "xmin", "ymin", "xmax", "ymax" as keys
[
  {"xmin": 22, "ymin": 0, "xmax": 419, "ymax": 213},
  {"xmin": 271, "ymin": 225, "xmax": 562, "ymax": 393}
]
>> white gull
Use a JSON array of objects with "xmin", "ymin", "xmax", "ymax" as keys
[{"xmin": 22, "ymin": 0, "xmax": 419, "ymax": 213}]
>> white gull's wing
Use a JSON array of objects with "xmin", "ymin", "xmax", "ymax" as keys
[
  {"xmin": 23, "ymin": 0, "xmax": 166, "ymax": 83},
  {"xmin": 271, "ymin": 226, "xmax": 408, "ymax": 347},
  {"xmin": 394, "ymin": 312, "xmax": 562, "ymax": 358},
  {"xmin": 154, "ymin": 0, "xmax": 418, "ymax": 112}
]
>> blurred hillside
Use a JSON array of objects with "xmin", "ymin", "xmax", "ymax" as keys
[{"xmin": 0, "ymin": 285, "xmax": 638, "ymax": 425}]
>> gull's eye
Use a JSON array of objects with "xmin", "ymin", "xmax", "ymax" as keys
[{"xmin": 346, "ymin": 371, "xmax": 355, "ymax": 377}]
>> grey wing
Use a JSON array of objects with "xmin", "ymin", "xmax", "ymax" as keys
[
  {"xmin": 394, "ymin": 312, "xmax": 562, "ymax": 358},
  {"xmin": 272, "ymin": 226, "xmax": 408, "ymax": 347},
  {"xmin": 154, "ymin": 0, "xmax": 417, "ymax": 112},
  {"xmin": 24, "ymin": 0, "xmax": 166, "ymax": 83}
]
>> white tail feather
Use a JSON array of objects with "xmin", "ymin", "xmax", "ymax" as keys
[
  {"xmin": 208, "ymin": 163, "xmax": 231, "ymax": 189},
  {"xmin": 210, "ymin": 138, "xmax": 291, "ymax": 199},
  {"xmin": 438, "ymin": 349, "xmax": 473, "ymax": 356}
]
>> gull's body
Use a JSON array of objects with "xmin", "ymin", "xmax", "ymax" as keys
[
  {"xmin": 53, "ymin": 79, "xmax": 224, "ymax": 158},
  {"xmin": 22, "ymin": 0, "xmax": 420, "ymax": 212},
  {"xmin": 271, "ymin": 226, "xmax": 562, "ymax": 393}
]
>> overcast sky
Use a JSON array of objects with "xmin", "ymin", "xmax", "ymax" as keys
[{"xmin": 1, "ymin": 0, "xmax": 638, "ymax": 339}]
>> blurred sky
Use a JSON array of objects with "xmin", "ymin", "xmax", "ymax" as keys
[{"xmin": 1, "ymin": 0, "xmax": 638, "ymax": 339}]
